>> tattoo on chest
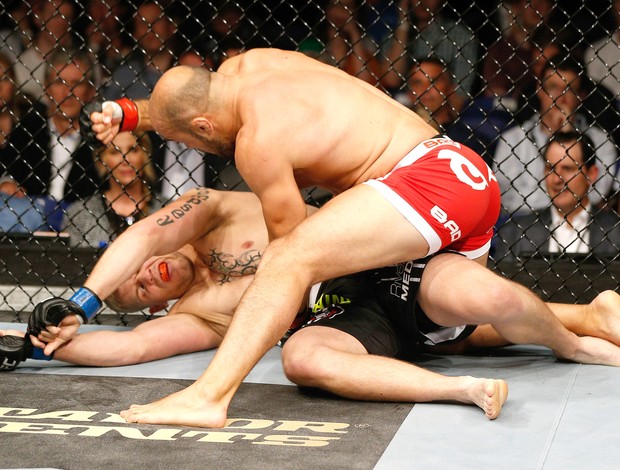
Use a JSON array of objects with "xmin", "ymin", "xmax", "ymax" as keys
[{"xmin": 207, "ymin": 249, "xmax": 262, "ymax": 284}]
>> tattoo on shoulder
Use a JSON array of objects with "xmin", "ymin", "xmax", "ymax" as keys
[
  {"xmin": 156, "ymin": 188, "xmax": 210, "ymax": 226},
  {"xmin": 208, "ymin": 249, "xmax": 262, "ymax": 284}
]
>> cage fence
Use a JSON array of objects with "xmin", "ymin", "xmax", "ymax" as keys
[{"xmin": 0, "ymin": 0, "xmax": 618, "ymax": 324}]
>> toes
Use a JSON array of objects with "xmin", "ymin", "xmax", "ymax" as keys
[
  {"xmin": 484, "ymin": 381, "xmax": 502, "ymax": 420},
  {"xmin": 121, "ymin": 408, "xmax": 140, "ymax": 423}
]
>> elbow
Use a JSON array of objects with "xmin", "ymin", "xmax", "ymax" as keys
[
  {"xmin": 267, "ymin": 214, "xmax": 306, "ymax": 241},
  {"xmin": 123, "ymin": 218, "xmax": 158, "ymax": 243}
]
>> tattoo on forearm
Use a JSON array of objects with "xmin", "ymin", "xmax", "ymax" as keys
[
  {"xmin": 208, "ymin": 249, "xmax": 262, "ymax": 284},
  {"xmin": 156, "ymin": 188, "xmax": 210, "ymax": 226}
]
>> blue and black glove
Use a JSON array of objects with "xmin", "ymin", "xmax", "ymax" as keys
[
  {"xmin": 0, "ymin": 288, "xmax": 102, "ymax": 371},
  {"xmin": 0, "ymin": 334, "xmax": 53, "ymax": 371},
  {"xmin": 27, "ymin": 288, "xmax": 103, "ymax": 337}
]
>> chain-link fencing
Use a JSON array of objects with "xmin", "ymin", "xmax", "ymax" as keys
[{"xmin": 0, "ymin": 0, "xmax": 618, "ymax": 324}]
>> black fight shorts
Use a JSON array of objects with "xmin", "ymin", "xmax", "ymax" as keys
[{"xmin": 300, "ymin": 256, "xmax": 476, "ymax": 358}]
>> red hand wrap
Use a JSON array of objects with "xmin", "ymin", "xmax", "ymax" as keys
[{"xmin": 116, "ymin": 98, "xmax": 139, "ymax": 132}]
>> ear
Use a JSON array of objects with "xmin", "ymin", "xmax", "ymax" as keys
[
  {"xmin": 148, "ymin": 301, "xmax": 169, "ymax": 315},
  {"xmin": 191, "ymin": 117, "xmax": 213, "ymax": 135}
]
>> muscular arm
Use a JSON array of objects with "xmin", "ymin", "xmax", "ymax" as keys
[
  {"xmin": 84, "ymin": 188, "xmax": 221, "ymax": 300},
  {"xmin": 134, "ymin": 100, "xmax": 153, "ymax": 133},
  {"xmin": 258, "ymin": 178, "xmax": 309, "ymax": 240},
  {"xmin": 53, "ymin": 314, "xmax": 222, "ymax": 366},
  {"xmin": 235, "ymin": 135, "xmax": 308, "ymax": 240}
]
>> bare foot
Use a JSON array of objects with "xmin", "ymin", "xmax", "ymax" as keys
[
  {"xmin": 590, "ymin": 291, "xmax": 620, "ymax": 346},
  {"xmin": 469, "ymin": 378, "xmax": 508, "ymax": 420},
  {"xmin": 562, "ymin": 335, "xmax": 620, "ymax": 367},
  {"xmin": 120, "ymin": 384, "xmax": 229, "ymax": 428}
]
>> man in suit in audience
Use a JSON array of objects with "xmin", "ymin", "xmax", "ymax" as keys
[
  {"xmin": 7, "ymin": 49, "xmax": 101, "ymax": 204},
  {"xmin": 494, "ymin": 53, "xmax": 618, "ymax": 215},
  {"xmin": 495, "ymin": 131, "xmax": 620, "ymax": 261}
]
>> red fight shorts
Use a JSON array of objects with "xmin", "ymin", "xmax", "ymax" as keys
[{"xmin": 364, "ymin": 135, "xmax": 500, "ymax": 259}]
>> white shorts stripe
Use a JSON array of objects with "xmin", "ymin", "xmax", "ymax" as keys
[
  {"xmin": 423, "ymin": 325, "xmax": 467, "ymax": 345},
  {"xmin": 459, "ymin": 240, "xmax": 492, "ymax": 259},
  {"xmin": 308, "ymin": 282, "xmax": 322, "ymax": 308},
  {"xmin": 364, "ymin": 179, "xmax": 442, "ymax": 255},
  {"xmin": 378, "ymin": 136, "xmax": 456, "ymax": 180}
]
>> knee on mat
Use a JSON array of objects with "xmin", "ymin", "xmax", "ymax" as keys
[{"xmin": 281, "ymin": 339, "xmax": 331, "ymax": 387}]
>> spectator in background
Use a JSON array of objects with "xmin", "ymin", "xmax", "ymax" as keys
[
  {"xmin": 0, "ymin": 174, "xmax": 45, "ymax": 234},
  {"xmin": 100, "ymin": 2, "xmax": 210, "ymax": 201},
  {"xmin": 84, "ymin": 0, "xmax": 130, "ymax": 80},
  {"xmin": 396, "ymin": 56, "xmax": 464, "ymax": 131},
  {"xmin": 364, "ymin": 0, "xmax": 400, "ymax": 49},
  {"xmin": 0, "ymin": 51, "xmax": 48, "ymax": 191},
  {"xmin": 41, "ymin": 50, "xmax": 101, "ymax": 204},
  {"xmin": 396, "ymin": 56, "xmax": 504, "ymax": 165},
  {"xmin": 324, "ymin": 0, "xmax": 380, "ymax": 84},
  {"xmin": 515, "ymin": 37, "xmax": 620, "ymax": 167},
  {"xmin": 493, "ymin": 53, "xmax": 618, "ymax": 216},
  {"xmin": 511, "ymin": 26, "xmax": 568, "ymax": 123},
  {"xmin": 583, "ymin": 1, "xmax": 620, "ymax": 203},
  {"xmin": 5, "ymin": 49, "xmax": 101, "ymax": 231},
  {"xmin": 159, "ymin": 139, "xmax": 209, "ymax": 202},
  {"xmin": 14, "ymin": 0, "xmax": 80, "ymax": 102},
  {"xmin": 584, "ymin": 0, "xmax": 620, "ymax": 99},
  {"xmin": 0, "ymin": 1, "xmax": 33, "ymax": 63},
  {"xmin": 202, "ymin": 3, "xmax": 257, "ymax": 66},
  {"xmin": 381, "ymin": 0, "xmax": 479, "ymax": 97},
  {"xmin": 494, "ymin": 132, "xmax": 620, "ymax": 261},
  {"xmin": 103, "ymin": 1, "xmax": 176, "ymax": 100},
  {"xmin": 482, "ymin": 0, "xmax": 557, "ymax": 106},
  {"xmin": 177, "ymin": 49, "xmax": 215, "ymax": 70},
  {"xmin": 63, "ymin": 132, "xmax": 162, "ymax": 248}
]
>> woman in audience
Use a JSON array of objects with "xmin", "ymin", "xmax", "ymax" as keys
[{"xmin": 64, "ymin": 132, "xmax": 162, "ymax": 248}]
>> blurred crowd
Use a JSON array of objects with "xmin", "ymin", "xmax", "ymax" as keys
[{"xmin": 0, "ymin": 0, "xmax": 619, "ymax": 259}]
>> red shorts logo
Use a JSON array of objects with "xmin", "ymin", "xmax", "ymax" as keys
[{"xmin": 430, "ymin": 205, "xmax": 461, "ymax": 242}]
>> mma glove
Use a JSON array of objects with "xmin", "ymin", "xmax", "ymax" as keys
[
  {"xmin": 27, "ymin": 288, "xmax": 102, "ymax": 337},
  {"xmin": 0, "ymin": 334, "xmax": 53, "ymax": 371},
  {"xmin": 0, "ymin": 286, "xmax": 101, "ymax": 371},
  {"xmin": 79, "ymin": 98, "xmax": 139, "ymax": 146}
]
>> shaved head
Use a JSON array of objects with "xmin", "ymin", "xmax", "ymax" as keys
[
  {"xmin": 150, "ymin": 65, "xmax": 235, "ymax": 157},
  {"xmin": 151, "ymin": 66, "xmax": 212, "ymax": 135}
]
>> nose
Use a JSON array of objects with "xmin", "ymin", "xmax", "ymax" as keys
[
  {"xmin": 548, "ymin": 170, "xmax": 563, "ymax": 184},
  {"xmin": 136, "ymin": 268, "xmax": 153, "ymax": 287}
]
